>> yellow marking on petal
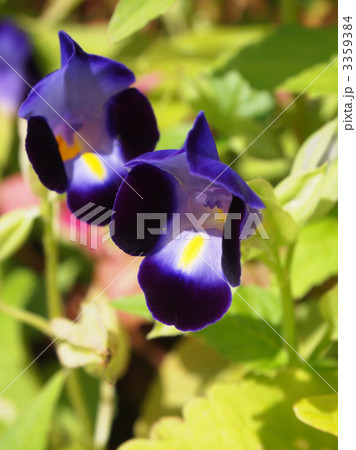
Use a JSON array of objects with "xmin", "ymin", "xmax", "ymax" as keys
[
  {"xmin": 179, "ymin": 235, "xmax": 205, "ymax": 269},
  {"xmin": 216, "ymin": 208, "xmax": 227, "ymax": 222},
  {"xmin": 81, "ymin": 152, "xmax": 106, "ymax": 179},
  {"xmin": 56, "ymin": 135, "xmax": 82, "ymax": 161}
]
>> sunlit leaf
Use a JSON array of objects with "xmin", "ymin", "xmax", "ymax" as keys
[
  {"xmin": 319, "ymin": 285, "xmax": 338, "ymax": 341},
  {"xmin": 0, "ymin": 269, "xmax": 39, "ymax": 429},
  {"xmin": 291, "ymin": 119, "xmax": 338, "ymax": 219},
  {"xmin": 182, "ymin": 71, "xmax": 274, "ymax": 133},
  {"xmin": 279, "ymin": 56, "xmax": 338, "ymax": 96},
  {"xmin": 109, "ymin": 0, "xmax": 178, "ymax": 42},
  {"xmin": 291, "ymin": 119, "xmax": 337, "ymax": 175},
  {"xmin": 296, "ymin": 299, "xmax": 330, "ymax": 360},
  {"xmin": 247, "ymin": 178, "xmax": 277, "ymax": 202},
  {"xmin": 135, "ymin": 337, "xmax": 242, "ymax": 437},
  {"xmin": 197, "ymin": 295, "xmax": 287, "ymax": 372},
  {"xmin": 111, "ymin": 294, "xmax": 152, "ymax": 320},
  {"xmin": 122, "ymin": 383, "xmax": 261, "ymax": 449},
  {"xmin": 215, "ymin": 26, "xmax": 337, "ymax": 91},
  {"xmin": 291, "ymin": 217, "xmax": 337, "ymax": 298},
  {"xmin": 294, "ymin": 395, "xmax": 338, "ymax": 436},
  {"xmin": 245, "ymin": 179, "xmax": 299, "ymax": 248},
  {"xmin": 0, "ymin": 207, "xmax": 39, "ymax": 262},
  {"xmin": 275, "ymin": 166, "xmax": 327, "ymax": 225},
  {"xmin": 123, "ymin": 368, "xmax": 337, "ymax": 449},
  {"xmin": 229, "ymin": 285, "xmax": 282, "ymax": 327},
  {"xmin": 0, "ymin": 371, "xmax": 66, "ymax": 450},
  {"xmin": 147, "ymin": 321, "xmax": 184, "ymax": 339}
]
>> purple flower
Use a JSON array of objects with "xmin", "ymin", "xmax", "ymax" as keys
[
  {"xmin": 110, "ymin": 112, "xmax": 264, "ymax": 331},
  {"xmin": 0, "ymin": 20, "xmax": 38, "ymax": 115},
  {"xmin": 19, "ymin": 31, "xmax": 159, "ymax": 222}
]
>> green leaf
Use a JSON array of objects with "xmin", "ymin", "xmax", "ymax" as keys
[
  {"xmin": 291, "ymin": 119, "xmax": 337, "ymax": 175},
  {"xmin": 147, "ymin": 321, "xmax": 185, "ymax": 340},
  {"xmin": 279, "ymin": 55, "xmax": 338, "ymax": 96},
  {"xmin": 122, "ymin": 369, "xmax": 338, "ymax": 449},
  {"xmin": 294, "ymin": 395, "xmax": 338, "ymax": 436},
  {"xmin": 109, "ymin": 0, "xmax": 178, "ymax": 42},
  {"xmin": 313, "ymin": 158, "xmax": 338, "ymax": 220},
  {"xmin": 135, "ymin": 337, "xmax": 238, "ymax": 437},
  {"xmin": 0, "ymin": 371, "xmax": 66, "ymax": 450},
  {"xmin": 229, "ymin": 285, "xmax": 282, "ymax": 327},
  {"xmin": 215, "ymin": 26, "xmax": 337, "ymax": 92},
  {"xmin": 245, "ymin": 179, "xmax": 299, "ymax": 248},
  {"xmin": 296, "ymin": 299, "xmax": 330, "ymax": 360},
  {"xmin": 319, "ymin": 286, "xmax": 338, "ymax": 341},
  {"xmin": 277, "ymin": 120, "xmax": 338, "ymax": 223},
  {"xmin": 275, "ymin": 166, "xmax": 327, "ymax": 225},
  {"xmin": 247, "ymin": 178, "xmax": 277, "ymax": 202},
  {"xmin": 197, "ymin": 292, "xmax": 286, "ymax": 371},
  {"xmin": 122, "ymin": 383, "xmax": 261, "ymax": 449},
  {"xmin": 0, "ymin": 207, "xmax": 39, "ymax": 262},
  {"xmin": 182, "ymin": 71, "xmax": 274, "ymax": 134},
  {"xmin": 291, "ymin": 217, "xmax": 338, "ymax": 298},
  {"xmin": 111, "ymin": 294, "xmax": 152, "ymax": 320},
  {"xmin": 0, "ymin": 269, "xmax": 39, "ymax": 428}
]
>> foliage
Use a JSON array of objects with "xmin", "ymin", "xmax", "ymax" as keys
[{"xmin": 0, "ymin": 0, "xmax": 337, "ymax": 448}]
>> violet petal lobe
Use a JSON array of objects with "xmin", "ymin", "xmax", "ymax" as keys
[
  {"xmin": 25, "ymin": 116, "xmax": 68, "ymax": 193},
  {"xmin": 138, "ymin": 231, "xmax": 232, "ymax": 331},
  {"xmin": 106, "ymin": 88, "xmax": 159, "ymax": 162},
  {"xmin": 110, "ymin": 163, "xmax": 178, "ymax": 256},
  {"xmin": 66, "ymin": 152, "xmax": 126, "ymax": 224}
]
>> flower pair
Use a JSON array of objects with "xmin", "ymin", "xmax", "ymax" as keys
[{"xmin": 19, "ymin": 32, "xmax": 264, "ymax": 331}]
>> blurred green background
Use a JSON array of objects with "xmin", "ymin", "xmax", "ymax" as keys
[{"xmin": 0, "ymin": 0, "xmax": 338, "ymax": 449}]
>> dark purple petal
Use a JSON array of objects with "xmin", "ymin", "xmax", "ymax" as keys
[
  {"xmin": 106, "ymin": 88, "xmax": 159, "ymax": 162},
  {"xmin": 138, "ymin": 232, "xmax": 232, "ymax": 331},
  {"xmin": 185, "ymin": 112, "xmax": 265, "ymax": 210},
  {"xmin": 110, "ymin": 163, "xmax": 178, "ymax": 256},
  {"xmin": 221, "ymin": 196, "xmax": 247, "ymax": 286},
  {"xmin": 25, "ymin": 116, "xmax": 68, "ymax": 193},
  {"xmin": 59, "ymin": 30, "xmax": 76, "ymax": 66},
  {"xmin": 184, "ymin": 111, "xmax": 219, "ymax": 161},
  {"xmin": 66, "ymin": 153, "xmax": 126, "ymax": 224}
]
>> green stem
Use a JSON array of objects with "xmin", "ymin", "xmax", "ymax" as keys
[
  {"xmin": 309, "ymin": 329, "xmax": 333, "ymax": 361},
  {"xmin": 41, "ymin": 192, "xmax": 93, "ymax": 443},
  {"xmin": 0, "ymin": 301, "xmax": 52, "ymax": 336},
  {"xmin": 94, "ymin": 381, "xmax": 116, "ymax": 449},
  {"xmin": 274, "ymin": 248, "xmax": 298, "ymax": 365},
  {"xmin": 42, "ymin": 193, "xmax": 62, "ymax": 319},
  {"xmin": 279, "ymin": 0, "xmax": 299, "ymax": 25},
  {"xmin": 66, "ymin": 370, "xmax": 93, "ymax": 443}
]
